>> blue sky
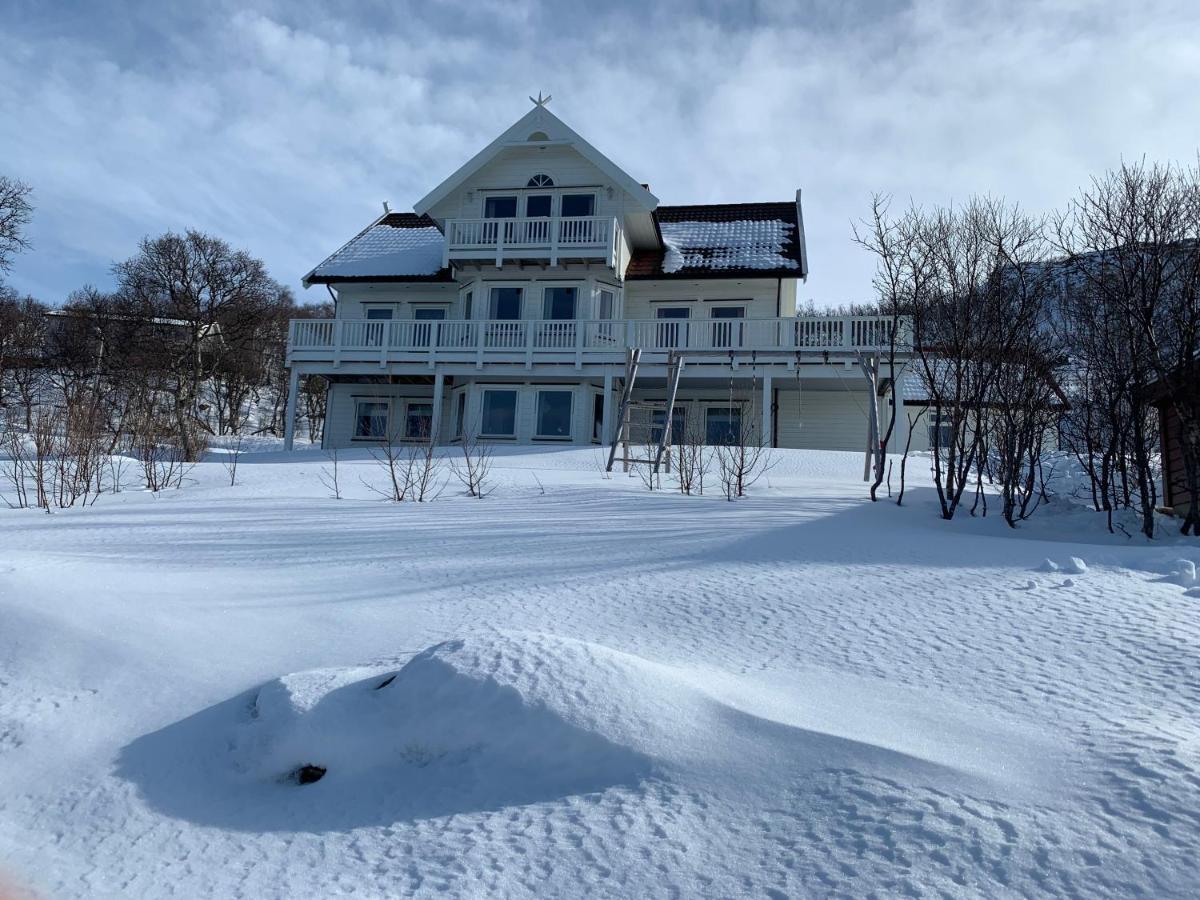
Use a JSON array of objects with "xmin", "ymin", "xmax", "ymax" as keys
[{"xmin": 2, "ymin": 0, "xmax": 1199, "ymax": 306}]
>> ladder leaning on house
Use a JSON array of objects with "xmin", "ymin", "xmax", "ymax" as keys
[{"xmin": 605, "ymin": 348, "xmax": 684, "ymax": 474}]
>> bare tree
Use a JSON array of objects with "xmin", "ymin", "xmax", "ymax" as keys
[
  {"xmin": 714, "ymin": 393, "xmax": 773, "ymax": 500},
  {"xmin": 0, "ymin": 176, "xmax": 33, "ymax": 275},
  {"xmin": 450, "ymin": 430, "xmax": 494, "ymax": 498},
  {"xmin": 221, "ymin": 435, "xmax": 245, "ymax": 487},
  {"xmin": 319, "ymin": 448, "xmax": 342, "ymax": 500},
  {"xmin": 672, "ymin": 414, "xmax": 711, "ymax": 496},
  {"xmin": 113, "ymin": 230, "xmax": 289, "ymax": 460},
  {"xmin": 1053, "ymin": 159, "xmax": 1200, "ymax": 537}
]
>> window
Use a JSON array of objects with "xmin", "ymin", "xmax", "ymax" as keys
[
  {"xmin": 484, "ymin": 195, "xmax": 517, "ymax": 218},
  {"xmin": 706, "ymin": 407, "xmax": 742, "ymax": 446},
  {"xmin": 405, "ymin": 402, "xmax": 433, "ymax": 440},
  {"xmin": 455, "ymin": 392, "xmax": 467, "ymax": 438},
  {"xmin": 354, "ymin": 400, "xmax": 389, "ymax": 440},
  {"xmin": 364, "ymin": 307, "xmax": 394, "ymax": 320},
  {"xmin": 929, "ymin": 414, "xmax": 955, "ymax": 449},
  {"xmin": 651, "ymin": 409, "xmax": 686, "ymax": 446},
  {"xmin": 543, "ymin": 287, "xmax": 577, "ymax": 320},
  {"xmin": 710, "ymin": 305, "xmax": 745, "ymax": 347},
  {"xmin": 527, "ymin": 174, "xmax": 555, "ymax": 187},
  {"xmin": 462, "ymin": 290, "xmax": 473, "ymax": 320},
  {"xmin": 560, "ymin": 194, "xmax": 595, "ymax": 217},
  {"xmin": 592, "ymin": 393, "xmax": 604, "ymax": 442},
  {"xmin": 481, "ymin": 390, "xmax": 518, "ymax": 437},
  {"xmin": 489, "ymin": 287, "xmax": 523, "ymax": 319},
  {"xmin": 656, "ymin": 306, "xmax": 690, "ymax": 348},
  {"xmin": 536, "ymin": 391, "xmax": 573, "ymax": 439},
  {"xmin": 598, "ymin": 289, "xmax": 615, "ymax": 319}
]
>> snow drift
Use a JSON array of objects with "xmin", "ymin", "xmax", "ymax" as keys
[{"xmin": 117, "ymin": 632, "xmax": 1061, "ymax": 833}]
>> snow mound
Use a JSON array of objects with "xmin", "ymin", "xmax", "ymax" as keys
[
  {"xmin": 118, "ymin": 633, "xmax": 1066, "ymax": 832},
  {"xmin": 1167, "ymin": 558, "xmax": 1196, "ymax": 587}
]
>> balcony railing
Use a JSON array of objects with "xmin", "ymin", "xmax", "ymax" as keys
[
  {"xmin": 444, "ymin": 215, "xmax": 620, "ymax": 267},
  {"xmin": 288, "ymin": 315, "xmax": 910, "ymax": 367}
]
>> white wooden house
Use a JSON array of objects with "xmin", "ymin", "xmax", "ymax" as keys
[{"xmin": 284, "ymin": 99, "xmax": 915, "ymax": 457}]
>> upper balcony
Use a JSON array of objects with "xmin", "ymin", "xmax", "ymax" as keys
[
  {"xmin": 443, "ymin": 215, "xmax": 621, "ymax": 268},
  {"xmin": 287, "ymin": 315, "xmax": 910, "ymax": 370}
]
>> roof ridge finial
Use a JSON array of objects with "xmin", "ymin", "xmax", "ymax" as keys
[{"xmin": 530, "ymin": 91, "xmax": 552, "ymax": 108}]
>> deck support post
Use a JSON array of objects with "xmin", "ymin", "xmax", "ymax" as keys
[
  {"xmin": 431, "ymin": 370, "xmax": 445, "ymax": 445},
  {"xmin": 602, "ymin": 370, "xmax": 614, "ymax": 452},
  {"xmin": 283, "ymin": 366, "xmax": 300, "ymax": 451},
  {"xmin": 761, "ymin": 373, "xmax": 773, "ymax": 448},
  {"xmin": 894, "ymin": 365, "xmax": 911, "ymax": 454}
]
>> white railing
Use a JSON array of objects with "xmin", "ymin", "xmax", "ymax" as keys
[
  {"xmin": 447, "ymin": 216, "xmax": 612, "ymax": 248},
  {"xmin": 289, "ymin": 315, "xmax": 911, "ymax": 363}
]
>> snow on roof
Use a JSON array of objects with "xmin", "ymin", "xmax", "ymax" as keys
[
  {"xmin": 660, "ymin": 219, "xmax": 800, "ymax": 274},
  {"xmin": 626, "ymin": 202, "xmax": 806, "ymax": 280},
  {"xmin": 305, "ymin": 213, "xmax": 450, "ymax": 285}
]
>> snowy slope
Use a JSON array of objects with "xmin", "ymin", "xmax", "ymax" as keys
[{"xmin": 0, "ymin": 447, "xmax": 1198, "ymax": 898}]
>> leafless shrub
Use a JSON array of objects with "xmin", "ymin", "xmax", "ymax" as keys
[
  {"xmin": 220, "ymin": 434, "xmax": 244, "ymax": 487},
  {"xmin": 407, "ymin": 431, "xmax": 444, "ymax": 502},
  {"xmin": 672, "ymin": 418, "xmax": 711, "ymax": 496},
  {"xmin": 319, "ymin": 447, "xmax": 342, "ymax": 500},
  {"xmin": 714, "ymin": 398, "xmax": 774, "ymax": 501},
  {"xmin": 450, "ymin": 431, "xmax": 494, "ymax": 498}
]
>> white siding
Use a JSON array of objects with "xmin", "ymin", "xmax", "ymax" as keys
[
  {"xmin": 623, "ymin": 279, "xmax": 784, "ymax": 321},
  {"xmin": 776, "ymin": 391, "xmax": 873, "ymax": 452},
  {"xmin": 324, "ymin": 382, "xmax": 440, "ymax": 449},
  {"xmin": 333, "ymin": 283, "xmax": 459, "ymax": 319},
  {"xmin": 425, "ymin": 145, "xmax": 628, "ymax": 223}
]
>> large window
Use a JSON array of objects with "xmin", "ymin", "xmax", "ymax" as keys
[
  {"xmin": 354, "ymin": 400, "xmax": 389, "ymax": 440},
  {"xmin": 543, "ymin": 287, "xmax": 577, "ymax": 320},
  {"xmin": 484, "ymin": 195, "xmax": 517, "ymax": 218},
  {"xmin": 489, "ymin": 287, "xmax": 523, "ymax": 319},
  {"xmin": 405, "ymin": 402, "xmax": 433, "ymax": 440},
  {"xmin": 598, "ymin": 289, "xmax": 615, "ymax": 319},
  {"xmin": 536, "ymin": 391, "xmax": 573, "ymax": 439},
  {"xmin": 364, "ymin": 307, "xmax": 394, "ymax": 320},
  {"xmin": 560, "ymin": 194, "xmax": 595, "ymax": 217},
  {"xmin": 651, "ymin": 409, "xmax": 686, "ymax": 446},
  {"xmin": 710, "ymin": 305, "xmax": 745, "ymax": 348},
  {"xmin": 481, "ymin": 390, "xmax": 518, "ymax": 438},
  {"xmin": 656, "ymin": 306, "xmax": 690, "ymax": 348},
  {"xmin": 705, "ymin": 407, "xmax": 742, "ymax": 446}
]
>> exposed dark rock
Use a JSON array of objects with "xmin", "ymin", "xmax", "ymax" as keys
[{"xmin": 294, "ymin": 764, "xmax": 326, "ymax": 785}]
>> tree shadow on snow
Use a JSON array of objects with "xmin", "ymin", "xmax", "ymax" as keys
[{"xmin": 115, "ymin": 660, "xmax": 654, "ymax": 833}]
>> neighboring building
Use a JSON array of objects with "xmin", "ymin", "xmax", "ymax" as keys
[
  {"xmin": 284, "ymin": 100, "xmax": 911, "ymax": 454},
  {"xmin": 1150, "ymin": 374, "xmax": 1197, "ymax": 519}
]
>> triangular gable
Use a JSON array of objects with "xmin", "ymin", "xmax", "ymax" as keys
[{"xmin": 413, "ymin": 104, "xmax": 659, "ymax": 216}]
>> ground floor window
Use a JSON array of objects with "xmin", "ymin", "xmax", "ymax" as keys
[
  {"xmin": 652, "ymin": 408, "xmax": 686, "ymax": 446},
  {"xmin": 405, "ymin": 402, "xmax": 433, "ymax": 440},
  {"xmin": 592, "ymin": 393, "xmax": 604, "ymax": 442},
  {"xmin": 929, "ymin": 412, "xmax": 955, "ymax": 449},
  {"xmin": 536, "ymin": 390, "xmax": 573, "ymax": 439},
  {"xmin": 481, "ymin": 389, "xmax": 518, "ymax": 437},
  {"xmin": 705, "ymin": 406, "xmax": 741, "ymax": 445},
  {"xmin": 354, "ymin": 400, "xmax": 389, "ymax": 439}
]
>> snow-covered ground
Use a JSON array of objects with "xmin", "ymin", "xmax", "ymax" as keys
[{"xmin": 1, "ymin": 445, "xmax": 1198, "ymax": 898}]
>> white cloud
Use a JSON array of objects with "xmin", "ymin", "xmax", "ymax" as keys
[{"xmin": 1, "ymin": 0, "xmax": 1198, "ymax": 305}]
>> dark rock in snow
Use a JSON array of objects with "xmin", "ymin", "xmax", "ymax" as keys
[{"xmin": 294, "ymin": 765, "xmax": 326, "ymax": 785}]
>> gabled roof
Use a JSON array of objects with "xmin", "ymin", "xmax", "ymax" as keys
[
  {"xmin": 414, "ymin": 105, "xmax": 659, "ymax": 216},
  {"xmin": 626, "ymin": 198, "xmax": 808, "ymax": 280},
  {"xmin": 302, "ymin": 213, "xmax": 453, "ymax": 286}
]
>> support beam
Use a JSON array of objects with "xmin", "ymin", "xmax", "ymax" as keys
[
  {"xmin": 430, "ymin": 370, "xmax": 445, "ymax": 445},
  {"xmin": 601, "ymin": 370, "xmax": 614, "ymax": 453},
  {"xmin": 283, "ymin": 367, "xmax": 300, "ymax": 451},
  {"xmin": 894, "ymin": 366, "xmax": 911, "ymax": 455},
  {"xmin": 761, "ymin": 373, "xmax": 773, "ymax": 448}
]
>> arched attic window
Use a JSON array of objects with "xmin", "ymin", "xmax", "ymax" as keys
[
  {"xmin": 527, "ymin": 173, "xmax": 554, "ymax": 187},
  {"xmin": 527, "ymin": 131, "xmax": 550, "ymax": 142}
]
